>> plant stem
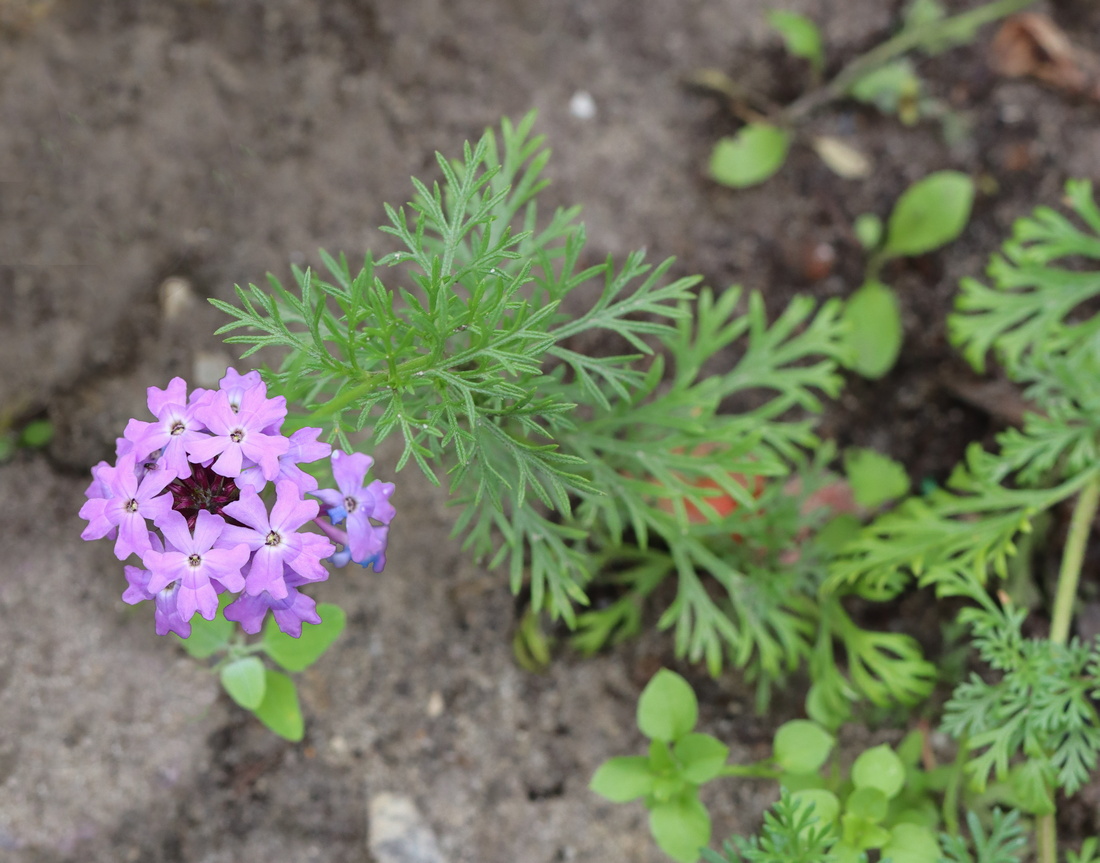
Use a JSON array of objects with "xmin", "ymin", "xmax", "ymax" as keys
[
  {"xmin": 1049, "ymin": 473, "xmax": 1100, "ymax": 646},
  {"xmin": 1036, "ymin": 472, "xmax": 1100, "ymax": 863},
  {"xmin": 782, "ymin": 0, "xmax": 1039, "ymax": 123}
]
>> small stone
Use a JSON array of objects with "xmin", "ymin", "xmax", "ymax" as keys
[
  {"xmin": 426, "ymin": 690, "xmax": 444, "ymax": 718},
  {"xmin": 368, "ymin": 793, "xmax": 447, "ymax": 863},
  {"xmin": 159, "ymin": 277, "xmax": 195, "ymax": 322},
  {"xmin": 568, "ymin": 90, "xmax": 596, "ymax": 120}
]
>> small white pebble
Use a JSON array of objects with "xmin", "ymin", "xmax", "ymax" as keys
[
  {"xmin": 426, "ymin": 690, "xmax": 444, "ymax": 718},
  {"xmin": 159, "ymin": 276, "xmax": 195, "ymax": 322},
  {"xmin": 569, "ymin": 90, "xmax": 597, "ymax": 120}
]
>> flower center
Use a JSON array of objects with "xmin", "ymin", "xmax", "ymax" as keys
[
  {"xmin": 230, "ymin": 428, "xmax": 244, "ymax": 443},
  {"xmin": 344, "ymin": 496, "xmax": 358, "ymax": 513},
  {"xmin": 125, "ymin": 498, "xmax": 139, "ymax": 513},
  {"xmin": 265, "ymin": 530, "xmax": 282, "ymax": 547},
  {"xmin": 170, "ymin": 421, "xmax": 186, "ymax": 436},
  {"xmin": 187, "ymin": 553, "xmax": 202, "ymax": 568}
]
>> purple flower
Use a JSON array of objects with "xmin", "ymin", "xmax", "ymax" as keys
[
  {"xmin": 142, "ymin": 509, "xmax": 249, "ymax": 622},
  {"xmin": 187, "ymin": 387, "xmax": 289, "ymax": 479},
  {"xmin": 237, "ymin": 426, "xmax": 332, "ymax": 492},
  {"xmin": 122, "ymin": 377, "xmax": 210, "ymax": 479},
  {"xmin": 79, "ymin": 453, "xmax": 175, "ymax": 560},
  {"xmin": 223, "ymin": 569, "xmax": 322, "ymax": 637},
  {"xmin": 122, "ymin": 533, "xmax": 193, "ymax": 638},
  {"xmin": 221, "ymin": 481, "xmax": 333, "ymax": 599},
  {"xmin": 312, "ymin": 450, "xmax": 396, "ymax": 563}
]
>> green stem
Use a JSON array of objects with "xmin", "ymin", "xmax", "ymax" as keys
[
  {"xmin": 782, "ymin": 0, "xmax": 1039, "ymax": 123},
  {"xmin": 1035, "ymin": 472, "xmax": 1100, "ymax": 863},
  {"xmin": 1049, "ymin": 473, "xmax": 1100, "ymax": 646}
]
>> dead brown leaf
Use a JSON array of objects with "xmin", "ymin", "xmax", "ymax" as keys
[{"xmin": 989, "ymin": 12, "xmax": 1100, "ymax": 101}]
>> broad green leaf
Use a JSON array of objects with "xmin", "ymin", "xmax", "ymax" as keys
[
  {"xmin": 674, "ymin": 733, "xmax": 730, "ymax": 784},
  {"xmin": 844, "ymin": 786, "xmax": 888, "ymax": 823},
  {"xmin": 709, "ymin": 124, "xmax": 791, "ymax": 189},
  {"xmin": 637, "ymin": 669, "xmax": 698, "ymax": 742},
  {"xmin": 841, "ymin": 280, "xmax": 902, "ymax": 379},
  {"xmin": 590, "ymin": 756, "xmax": 656, "ymax": 802},
  {"xmin": 881, "ymin": 823, "xmax": 941, "ymax": 863},
  {"xmin": 851, "ymin": 744, "xmax": 905, "ymax": 799},
  {"xmin": 174, "ymin": 595, "xmax": 233, "ymax": 659},
  {"xmin": 262, "ymin": 603, "xmax": 346, "ymax": 672},
  {"xmin": 220, "ymin": 656, "xmax": 267, "ymax": 710},
  {"xmin": 841, "ymin": 812, "xmax": 891, "ymax": 851},
  {"xmin": 843, "ymin": 447, "xmax": 909, "ymax": 508},
  {"xmin": 253, "ymin": 669, "xmax": 304, "ymax": 742},
  {"xmin": 773, "ymin": 720, "xmax": 835, "ymax": 774},
  {"xmin": 884, "ymin": 170, "xmax": 974, "ymax": 257},
  {"xmin": 766, "ymin": 10, "xmax": 824, "ymax": 76},
  {"xmin": 649, "ymin": 795, "xmax": 711, "ymax": 863}
]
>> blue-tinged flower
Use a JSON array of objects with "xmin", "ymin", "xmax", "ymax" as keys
[
  {"xmin": 312, "ymin": 449, "xmax": 396, "ymax": 564},
  {"xmin": 142, "ymin": 509, "xmax": 249, "ymax": 622}
]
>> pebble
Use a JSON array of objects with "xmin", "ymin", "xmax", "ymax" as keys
[{"xmin": 367, "ymin": 793, "xmax": 447, "ymax": 863}]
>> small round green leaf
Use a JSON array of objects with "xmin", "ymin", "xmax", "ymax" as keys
[
  {"xmin": 674, "ymin": 733, "xmax": 730, "ymax": 784},
  {"xmin": 841, "ymin": 812, "xmax": 891, "ymax": 851},
  {"xmin": 773, "ymin": 720, "xmax": 835, "ymax": 775},
  {"xmin": 649, "ymin": 795, "xmax": 711, "ymax": 863},
  {"xmin": 590, "ymin": 756, "xmax": 656, "ymax": 803},
  {"xmin": 220, "ymin": 656, "xmax": 267, "ymax": 710},
  {"xmin": 845, "ymin": 786, "xmax": 888, "ymax": 823},
  {"xmin": 710, "ymin": 124, "xmax": 791, "ymax": 189},
  {"xmin": 851, "ymin": 744, "xmax": 905, "ymax": 799},
  {"xmin": 884, "ymin": 170, "xmax": 974, "ymax": 257},
  {"xmin": 881, "ymin": 823, "xmax": 941, "ymax": 863},
  {"xmin": 262, "ymin": 603, "xmax": 346, "ymax": 672},
  {"xmin": 843, "ymin": 447, "xmax": 910, "ymax": 508},
  {"xmin": 19, "ymin": 419, "xmax": 53, "ymax": 448},
  {"xmin": 841, "ymin": 280, "xmax": 903, "ymax": 379},
  {"xmin": 252, "ymin": 669, "xmax": 304, "ymax": 742},
  {"xmin": 637, "ymin": 669, "xmax": 697, "ymax": 742},
  {"xmin": 853, "ymin": 213, "xmax": 883, "ymax": 250}
]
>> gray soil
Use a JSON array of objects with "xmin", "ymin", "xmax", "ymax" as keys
[{"xmin": 3, "ymin": 0, "xmax": 1100, "ymax": 860}]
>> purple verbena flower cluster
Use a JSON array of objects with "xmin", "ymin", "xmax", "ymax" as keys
[{"xmin": 79, "ymin": 369, "xmax": 395, "ymax": 640}]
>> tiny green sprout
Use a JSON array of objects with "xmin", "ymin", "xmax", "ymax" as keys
[
  {"xmin": 841, "ymin": 280, "xmax": 903, "ymax": 379},
  {"xmin": 709, "ymin": 123, "xmax": 792, "ymax": 189},
  {"xmin": 766, "ymin": 10, "xmax": 825, "ymax": 81},
  {"xmin": 852, "ymin": 213, "xmax": 883, "ymax": 250},
  {"xmin": 638, "ymin": 669, "xmax": 699, "ymax": 742},
  {"xmin": 883, "ymin": 170, "xmax": 974, "ymax": 258}
]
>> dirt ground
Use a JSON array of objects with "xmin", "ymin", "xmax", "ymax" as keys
[{"xmin": 3, "ymin": 0, "xmax": 1100, "ymax": 860}]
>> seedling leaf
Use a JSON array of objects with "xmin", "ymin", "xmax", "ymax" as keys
[
  {"xmin": 841, "ymin": 281, "xmax": 903, "ymax": 379},
  {"xmin": 884, "ymin": 170, "xmax": 974, "ymax": 257},
  {"xmin": 710, "ymin": 124, "xmax": 791, "ymax": 189},
  {"xmin": 638, "ymin": 669, "xmax": 698, "ymax": 742}
]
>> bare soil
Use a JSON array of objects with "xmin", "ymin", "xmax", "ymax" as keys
[{"xmin": 3, "ymin": 1, "xmax": 1100, "ymax": 860}]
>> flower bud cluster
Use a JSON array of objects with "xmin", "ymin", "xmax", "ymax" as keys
[{"xmin": 79, "ymin": 369, "xmax": 395, "ymax": 639}]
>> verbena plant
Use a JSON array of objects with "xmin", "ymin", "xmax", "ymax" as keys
[
  {"xmin": 79, "ymin": 112, "xmax": 946, "ymax": 721},
  {"xmin": 132, "ymin": 113, "xmax": 940, "ymax": 715}
]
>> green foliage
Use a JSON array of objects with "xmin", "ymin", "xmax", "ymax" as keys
[
  {"xmin": 840, "ymin": 281, "xmax": 903, "ymax": 379},
  {"xmin": 215, "ymin": 114, "xmax": 856, "ymax": 697},
  {"xmin": 261, "ymin": 603, "xmax": 346, "ymax": 672},
  {"xmin": 849, "ymin": 58, "xmax": 923, "ymax": 122},
  {"xmin": 591, "ymin": 670, "xmax": 727, "ymax": 862},
  {"xmin": 939, "ymin": 809, "xmax": 1027, "ymax": 863},
  {"xmin": 709, "ymin": 124, "xmax": 792, "ymax": 189},
  {"xmin": 773, "ymin": 720, "xmax": 835, "ymax": 775},
  {"xmin": 883, "ymin": 170, "xmax": 975, "ymax": 258},
  {"xmin": 940, "ymin": 606, "xmax": 1100, "ymax": 804},
  {"xmin": 701, "ymin": 790, "xmax": 838, "ymax": 863},
  {"xmin": 253, "ymin": 669, "xmax": 304, "ymax": 742},
  {"xmin": 843, "ymin": 448, "xmax": 909, "ymax": 508},
  {"xmin": 767, "ymin": 10, "xmax": 824, "ymax": 79},
  {"xmin": 220, "ymin": 657, "xmax": 267, "ymax": 710}
]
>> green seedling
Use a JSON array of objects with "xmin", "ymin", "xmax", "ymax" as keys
[{"xmin": 842, "ymin": 170, "xmax": 975, "ymax": 378}]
